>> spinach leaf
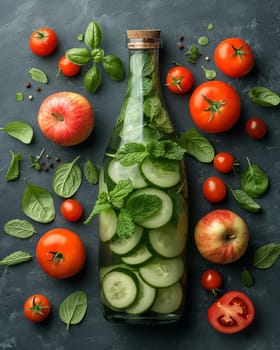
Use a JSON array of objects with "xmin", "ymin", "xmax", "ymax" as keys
[
  {"xmin": 253, "ymin": 243, "xmax": 280, "ymax": 269},
  {"xmin": 4, "ymin": 219, "xmax": 36, "ymax": 239},
  {"xmin": 230, "ymin": 188, "xmax": 261, "ymax": 212},
  {"xmin": 241, "ymin": 266, "xmax": 255, "ymax": 288},
  {"xmin": 84, "ymin": 160, "xmax": 99, "ymax": 185},
  {"xmin": 241, "ymin": 158, "xmax": 269, "ymax": 198},
  {"xmin": 248, "ymin": 86, "xmax": 280, "ymax": 107},
  {"xmin": 5, "ymin": 150, "xmax": 22, "ymax": 181},
  {"xmin": 52, "ymin": 156, "xmax": 82, "ymax": 198},
  {"xmin": 0, "ymin": 121, "xmax": 33, "ymax": 144},
  {"xmin": 0, "ymin": 251, "xmax": 32, "ymax": 266},
  {"xmin": 22, "ymin": 181, "xmax": 55, "ymax": 223},
  {"xmin": 59, "ymin": 291, "xmax": 87, "ymax": 330}
]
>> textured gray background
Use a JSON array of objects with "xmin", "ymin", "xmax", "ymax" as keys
[{"xmin": 0, "ymin": 0, "xmax": 280, "ymax": 349}]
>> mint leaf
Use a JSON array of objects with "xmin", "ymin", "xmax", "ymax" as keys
[
  {"xmin": 144, "ymin": 96, "xmax": 162, "ymax": 119},
  {"xmin": 117, "ymin": 209, "xmax": 135, "ymax": 238},
  {"xmin": 126, "ymin": 194, "xmax": 162, "ymax": 222},
  {"xmin": 115, "ymin": 143, "xmax": 148, "ymax": 166},
  {"xmin": 146, "ymin": 141, "xmax": 165, "ymax": 158},
  {"xmin": 161, "ymin": 140, "xmax": 186, "ymax": 160},
  {"xmin": 28, "ymin": 68, "xmax": 48, "ymax": 84},
  {"xmin": 109, "ymin": 179, "xmax": 134, "ymax": 208}
]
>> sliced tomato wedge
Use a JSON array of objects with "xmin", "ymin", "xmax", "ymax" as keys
[{"xmin": 208, "ymin": 291, "xmax": 255, "ymax": 334}]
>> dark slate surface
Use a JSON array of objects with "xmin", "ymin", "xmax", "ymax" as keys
[{"xmin": 0, "ymin": 0, "xmax": 279, "ymax": 349}]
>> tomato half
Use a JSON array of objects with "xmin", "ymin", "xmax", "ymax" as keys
[
  {"xmin": 189, "ymin": 81, "xmax": 241, "ymax": 133},
  {"xmin": 213, "ymin": 152, "xmax": 237, "ymax": 174},
  {"xmin": 166, "ymin": 66, "xmax": 194, "ymax": 94},
  {"xmin": 29, "ymin": 27, "xmax": 58, "ymax": 56},
  {"xmin": 208, "ymin": 291, "xmax": 255, "ymax": 334},
  {"xmin": 202, "ymin": 176, "xmax": 227, "ymax": 203},
  {"xmin": 24, "ymin": 294, "xmax": 51, "ymax": 322},
  {"xmin": 214, "ymin": 38, "xmax": 254, "ymax": 78},
  {"xmin": 61, "ymin": 199, "xmax": 83, "ymax": 222},
  {"xmin": 245, "ymin": 117, "xmax": 267, "ymax": 139},
  {"xmin": 36, "ymin": 228, "xmax": 86, "ymax": 279},
  {"xmin": 58, "ymin": 55, "xmax": 81, "ymax": 77}
]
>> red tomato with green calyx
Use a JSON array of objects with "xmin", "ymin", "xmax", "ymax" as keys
[
  {"xmin": 57, "ymin": 55, "xmax": 81, "ymax": 77},
  {"xmin": 61, "ymin": 198, "xmax": 83, "ymax": 222},
  {"xmin": 29, "ymin": 27, "xmax": 58, "ymax": 56},
  {"xmin": 214, "ymin": 152, "xmax": 238, "ymax": 174},
  {"xmin": 208, "ymin": 291, "xmax": 255, "ymax": 334},
  {"xmin": 201, "ymin": 269, "xmax": 223, "ymax": 296},
  {"xmin": 214, "ymin": 38, "xmax": 254, "ymax": 78},
  {"xmin": 166, "ymin": 66, "xmax": 194, "ymax": 94},
  {"xmin": 36, "ymin": 228, "xmax": 86, "ymax": 279},
  {"xmin": 245, "ymin": 117, "xmax": 267, "ymax": 139},
  {"xmin": 189, "ymin": 81, "xmax": 241, "ymax": 133},
  {"xmin": 24, "ymin": 294, "xmax": 51, "ymax": 323},
  {"xmin": 202, "ymin": 176, "xmax": 227, "ymax": 203}
]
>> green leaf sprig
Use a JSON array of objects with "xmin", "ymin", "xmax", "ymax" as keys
[
  {"xmin": 184, "ymin": 45, "xmax": 202, "ymax": 64},
  {"xmin": 66, "ymin": 21, "xmax": 125, "ymax": 93}
]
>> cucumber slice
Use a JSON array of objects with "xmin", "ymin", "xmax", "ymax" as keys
[
  {"xmin": 121, "ymin": 243, "xmax": 153, "ymax": 266},
  {"xmin": 125, "ymin": 272, "xmax": 156, "ymax": 315},
  {"xmin": 102, "ymin": 267, "xmax": 139, "ymax": 309},
  {"xmin": 139, "ymin": 256, "xmax": 184, "ymax": 288},
  {"xmin": 129, "ymin": 188, "xmax": 173, "ymax": 229},
  {"xmin": 148, "ymin": 222, "xmax": 187, "ymax": 258},
  {"xmin": 99, "ymin": 208, "xmax": 117, "ymax": 242},
  {"xmin": 109, "ymin": 226, "xmax": 143, "ymax": 256},
  {"xmin": 141, "ymin": 158, "xmax": 181, "ymax": 188},
  {"xmin": 151, "ymin": 282, "xmax": 183, "ymax": 314},
  {"xmin": 108, "ymin": 159, "xmax": 147, "ymax": 189}
]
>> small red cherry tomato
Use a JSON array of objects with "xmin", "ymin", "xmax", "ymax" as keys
[
  {"xmin": 213, "ymin": 152, "xmax": 237, "ymax": 174},
  {"xmin": 245, "ymin": 117, "xmax": 267, "ymax": 139},
  {"xmin": 202, "ymin": 176, "xmax": 227, "ymax": 203},
  {"xmin": 166, "ymin": 66, "xmax": 194, "ymax": 94},
  {"xmin": 24, "ymin": 294, "xmax": 51, "ymax": 322},
  {"xmin": 61, "ymin": 199, "xmax": 83, "ymax": 222},
  {"xmin": 201, "ymin": 270, "xmax": 223, "ymax": 296},
  {"xmin": 57, "ymin": 55, "xmax": 81, "ymax": 77},
  {"xmin": 29, "ymin": 27, "xmax": 58, "ymax": 56}
]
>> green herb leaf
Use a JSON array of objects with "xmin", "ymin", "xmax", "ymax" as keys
[
  {"xmin": 0, "ymin": 121, "xmax": 33, "ymax": 144},
  {"xmin": 130, "ymin": 52, "xmax": 154, "ymax": 76},
  {"xmin": 85, "ymin": 21, "xmax": 102, "ymax": 49},
  {"xmin": 91, "ymin": 48, "xmax": 104, "ymax": 63},
  {"xmin": 198, "ymin": 36, "xmax": 209, "ymax": 46},
  {"xmin": 5, "ymin": 150, "xmax": 22, "ymax": 181},
  {"xmin": 115, "ymin": 143, "xmax": 148, "ymax": 166},
  {"xmin": 201, "ymin": 65, "xmax": 216, "ymax": 80},
  {"xmin": 84, "ymin": 64, "xmax": 101, "ymax": 93},
  {"xmin": 253, "ymin": 243, "xmax": 280, "ymax": 269},
  {"xmin": 84, "ymin": 160, "xmax": 99, "ymax": 185},
  {"xmin": 0, "ymin": 251, "xmax": 32, "ymax": 266},
  {"xmin": 116, "ymin": 208, "xmax": 135, "ymax": 238},
  {"xmin": 59, "ymin": 291, "xmax": 87, "ymax": 330},
  {"xmin": 52, "ymin": 156, "xmax": 82, "ymax": 198},
  {"xmin": 230, "ymin": 188, "xmax": 261, "ymax": 212},
  {"xmin": 28, "ymin": 68, "xmax": 48, "ymax": 83},
  {"xmin": 248, "ymin": 86, "xmax": 280, "ymax": 107},
  {"xmin": 77, "ymin": 33, "xmax": 84, "ymax": 41},
  {"xmin": 109, "ymin": 179, "xmax": 134, "ymax": 208},
  {"xmin": 205, "ymin": 23, "xmax": 215, "ymax": 30},
  {"xmin": 184, "ymin": 45, "xmax": 202, "ymax": 64},
  {"xmin": 22, "ymin": 181, "xmax": 55, "ymax": 223},
  {"xmin": 66, "ymin": 48, "xmax": 92, "ymax": 65},
  {"xmin": 179, "ymin": 128, "xmax": 215, "ymax": 163},
  {"xmin": 126, "ymin": 193, "xmax": 162, "ymax": 222},
  {"xmin": 4, "ymin": 219, "xmax": 36, "ymax": 239},
  {"xmin": 16, "ymin": 92, "xmax": 24, "ymax": 102},
  {"xmin": 102, "ymin": 55, "xmax": 125, "ymax": 81},
  {"xmin": 241, "ymin": 266, "xmax": 255, "ymax": 288},
  {"xmin": 241, "ymin": 158, "xmax": 269, "ymax": 198},
  {"xmin": 144, "ymin": 96, "xmax": 162, "ymax": 119}
]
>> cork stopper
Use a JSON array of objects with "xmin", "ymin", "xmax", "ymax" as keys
[{"xmin": 127, "ymin": 29, "xmax": 161, "ymax": 49}]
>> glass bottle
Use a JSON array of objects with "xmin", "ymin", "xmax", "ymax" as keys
[{"xmin": 98, "ymin": 29, "xmax": 188, "ymax": 324}]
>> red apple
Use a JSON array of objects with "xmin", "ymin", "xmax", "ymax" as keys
[
  {"xmin": 194, "ymin": 209, "xmax": 249, "ymax": 264},
  {"xmin": 38, "ymin": 91, "xmax": 95, "ymax": 146}
]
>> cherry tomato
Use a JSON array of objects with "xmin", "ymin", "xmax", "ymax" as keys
[
  {"xmin": 24, "ymin": 294, "xmax": 51, "ymax": 322},
  {"xmin": 57, "ymin": 55, "xmax": 81, "ymax": 77},
  {"xmin": 29, "ymin": 27, "xmax": 58, "ymax": 56},
  {"xmin": 213, "ymin": 152, "xmax": 237, "ymax": 174},
  {"xmin": 61, "ymin": 198, "xmax": 83, "ymax": 222},
  {"xmin": 189, "ymin": 81, "xmax": 241, "ymax": 133},
  {"xmin": 208, "ymin": 291, "xmax": 255, "ymax": 334},
  {"xmin": 214, "ymin": 38, "xmax": 254, "ymax": 78},
  {"xmin": 36, "ymin": 228, "xmax": 86, "ymax": 279},
  {"xmin": 202, "ymin": 176, "xmax": 227, "ymax": 203},
  {"xmin": 166, "ymin": 66, "xmax": 194, "ymax": 94},
  {"xmin": 201, "ymin": 270, "xmax": 223, "ymax": 296},
  {"xmin": 245, "ymin": 117, "xmax": 267, "ymax": 139}
]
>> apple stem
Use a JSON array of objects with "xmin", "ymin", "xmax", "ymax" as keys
[{"xmin": 51, "ymin": 112, "xmax": 64, "ymax": 121}]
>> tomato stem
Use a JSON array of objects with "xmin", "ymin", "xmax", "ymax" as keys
[
  {"xmin": 48, "ymin": 251, "xmax": 64, "ymax": 264},
  {"xmin": 24, "ymin": 296, "xmax": 50, "ymax": 315},
  {"xmin": 202, "ymin": 94, "xmax": 227, "ymax": 121},
  {"xmin": 231, "ymin": 44, "xmax": 247, "ymax": 60}
]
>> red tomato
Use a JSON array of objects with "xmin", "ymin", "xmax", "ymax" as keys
[
  {"xmin": 202, "ymin": 176, "xmax": 227, "ymax": 203},
  {"xmin": 189, "ymin": 81, "xmax": 241, "ymax": 133},
  {"xmin": 214, "ymin": 38, "xmax": 254, "ymax": 78},
  {"xmin": 245, "ymin": 117, "xmax": 267, "ymax": 139},
  {"xmin": 208, "ymin": 291, "xmax": 255, "ymax": 334},
  {"xmin": 36, "ymin": 228, "xmax": 86, "ymax": 279},
  {"xmin": 29, "ymin": 27, "xmax": 58, "ymax": 56},
  {"xmin": 24, "ymin": 294, "xmax": 51, "ymax": 322},
  {"xmin": 58, "ymin": 55, "xmax": 81, "ymax": 77},
  {"xmin": 201, "ymin": 270, "xmax": 223, "ymax": 296},
  {"xmin": 213, "ymin": 152, "xmax": 237, "ymax": 174},
  {"xmin": 61, "ymin": 199, "xmax": 83, "ymax": 222},
  {"xmin": 166, "ymin": 66, "xmax": 194, "ymax": 94}
]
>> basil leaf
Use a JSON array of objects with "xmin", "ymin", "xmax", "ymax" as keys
[
  {"xmin": 84, "ymin": 65, "xmax": 101, "ymax": 93},
  {"xmin": 52, "ymin": 156, "xmax": 82, "ymax": 198},
  {"xmin": 66, "ymin": 48, "xmax": 92, "ymax": 65},
  {"xmin": 241, "ymin": 266, "xmax": 255, "ymax": 288},
  {"xmin": 115, "ymin": 143, "xmax": 148, "ymax": 166},
  {"xmin": 0, "ymin": 121, "xmax": 33, "ymax": 144},
  {"xmin": 91, "ymin": 48, "xmax": 104, "ymax": 63},
  {"xmin": 179, "ymin": 128, "xmax": 215, "ymax": 163},
  {"xmin": 0, "ymin": 251, "xmax": 32, "ymax": 266},
  {"xmin": 109, "ymin": 179, "xmax": 134, "ymax": 208},
  {"xmin": 84, "ymin": 160, "xmax": 99, "ymax": 185},
  {"xmin": 253, "ymin": 243, "xmax": 280, "ymax": 269},
  {"xmin": 4, "ymin": 219, "xmax": 36, "ymax": 239},
  {"xmin": 144, "ymin": 96, "xmax": 162, "ymax": 119},
  {"xmin": 5, "ymin": 150, "xmax": 22, "ymax": 181},
  {"xmin": 241, "ymin": 159, "xmax": 269, "ymax": 198},
  {"xmin": 85, "ymin": 21, "xmax": 102, "ymax": 49},
  {"xmin": 248, "ymin": 86, "xmax": 280, "ymax": 107},
  {"xmin": 22, "ymin": 181, "xmax": 55, "ymax": 223},
  {"xmin": 102, "ymin": 55, "xmax": 125, "ymax": 81},
  {"xmin": 59, "ymin": 291, "xmax": 87, "ymax": 330},
  {"xmin": 28, "ymin": 68, "xmax": 48, "ymax": 84},
  {"xmin": 117, "ymin": 208, "xmax": 135, "ymax": 238},
  {"xmin": 230, "ymin": 189, "xmax": 261, "ymax": 212},
  {"xmin": 126, "ymin": 194, "xmax": 162, "ymax": 222}
]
